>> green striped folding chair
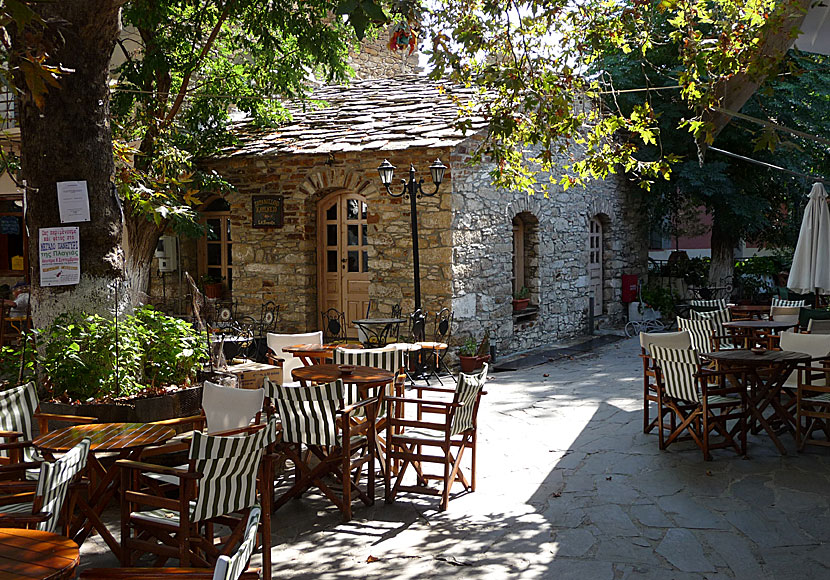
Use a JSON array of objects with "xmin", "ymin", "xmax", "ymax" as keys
[
  {"xmin": 639, "ymin": 330, "xmax": 692, "ymax": 435},
  {"xmin": 690, "ymin": 307, "xmax": 734, "ymax": 348},
  {"xmin": 0, "ymin": 382, "xmax": 95, "ymax": 476},
  {"xmin": 677, "ymin": 316, "xmax": 720, "ymax": 353},
  {"xmin": 0, "ymin": 437, "xmax": 90, "ymax": 534},
  {"xmin": 80, "ymin": 506, "xmax": 262, "ymax": 580},
  {"xmin": 120, "ymin": 418, "xmax": 278, "ymax": 578},
  {"xmin": 272, "ymin": 379, "xmax": 377, "ymax": 522},
  {"xmin": 772, "ymin": 297, "xmax": 806, "ymax": 308},
  {"xmin": 385, "ymin": 364, "xmax": 488, "ymax": 511},
  {"xmin": 650, "ymin": 345, "xmax": 746, "ymax": 461},
  {"xmin": 690, "ymin": 298, "xmax": 727, "ymax": 312}
]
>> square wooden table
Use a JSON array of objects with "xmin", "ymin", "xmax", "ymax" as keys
[{"xmin": 34, "ymin": 422, "xmax": 174, "ymax": 558}]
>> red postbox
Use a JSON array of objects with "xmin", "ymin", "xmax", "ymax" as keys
[{"xmin": 622, "ymin": 274, "xmax": 639, "ymax": 303}]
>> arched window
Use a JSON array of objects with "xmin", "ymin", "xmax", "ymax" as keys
[{"xmin": 512, "ymin": 211, "xmax": 539, "ymax": 301}]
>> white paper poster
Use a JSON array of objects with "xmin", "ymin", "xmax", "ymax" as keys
[
  {"xmin": 57, "ymin": 180, "xmax": 91, "ymax": 223},
  {"xmin": 39, "ymin": 227, "xmax": 80, "ymax": 286}
]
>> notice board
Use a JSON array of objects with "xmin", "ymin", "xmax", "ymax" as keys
[
  {"xmin": 39, "ymin": 227, "xmax": 80, "ymax": 286},
  {"xmin": 251, "ymin": 195, "xmax": 283, "ymax": 228}
]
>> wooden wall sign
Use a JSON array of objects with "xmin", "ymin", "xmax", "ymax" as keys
[{"xmin": 252, "ymin": 195, "xmax": 283, "ymax": 228}]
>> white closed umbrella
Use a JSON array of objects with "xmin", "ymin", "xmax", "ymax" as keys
[{"xmin": 788, "ymin": 182, "xmax": 830, "ymax": 296}]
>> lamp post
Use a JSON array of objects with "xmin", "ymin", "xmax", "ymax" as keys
[{"xmin": 377, "ymin": 158, "xmax": 447, "ymax": 319}]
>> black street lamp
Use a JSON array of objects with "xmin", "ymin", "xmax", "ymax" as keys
[{"xmin": 377, "ymin": 158, "xmax": 447, "ymax": 319}]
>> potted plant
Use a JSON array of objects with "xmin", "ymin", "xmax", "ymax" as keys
[
  {"xmin": 200, "ymin": 273, "xmax": 224, "ymax": 299},
  {"xmin": 458, "ymin": 331, "xmax": 491, "ymax": 373},
  {"xmin": 512, "ymin": 286, "xmax": 531, "ymax": 312}
]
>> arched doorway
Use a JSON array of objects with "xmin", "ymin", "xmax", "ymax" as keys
[
  {"xmin": 317, "ymin": 191, "xmax": 370, "ymax": 337},
  {"xmin": 588, "ymin": 216, "xmax": 604, "ymax": 316}
]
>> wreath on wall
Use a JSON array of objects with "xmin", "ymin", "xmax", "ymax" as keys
[{"xmin": 388, "ymin": 22, "xmax": 417, "ymax": 55}]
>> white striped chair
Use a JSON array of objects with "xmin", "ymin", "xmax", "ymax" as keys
[
  {"xmin": 690, "ymin": 307, "xmax": 734, "ymax": 348},
  {"xmin": 81, "ymin": 506, "xmax": 262, "ymax": 580},
  {"xmin": 690, "ymin": 298, "xmax": 728, "ymax": 311},
  {"xmin": 120, "ymin": 419, "xmax": 278, "ymax": 578},
  {"xmin": 639, "ymin": 331, "xmax": 692, "ymax": 435},
  {"xmin": 650, "ymin": 345, "xmax": 747, "ymax": 460},
  {"xmin": 0, "ymin": 382, "xmax": 95, "ymax": 477},
  {"xmin": 770, "ymin": 305, "xmax": 801, "ymax": 325},
  {"xmin": 0, "ymin": 437, "xmax": 90, "ymax": 534},
  {"xmin": 384, "ymin": 364, "xmax": 488, "ymax": 511},
  {"xmin": 676, "ymin": 316, "xmax": 722, "ymax": 353},
  {"xmin": 271, "ymin": 379, "xmax": 377, "ymax": 521},
  {"xmin": 772, "ymin": 297, "xmax": 806, "ymax": 308}
]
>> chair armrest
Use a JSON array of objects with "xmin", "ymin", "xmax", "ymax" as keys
[
  {"xmin": 0, "ymin": 490, "xmax": 36, "ymax": 506},
  {"xmin": 34, "ymin": 412, "xmax": 97, "ymax": 424},
  {"xmin": 116, "ymin": 459, "xmax": 201, "ymax": 480},
  {"xmin": 0, "ymin": 461, "xmax": 41, "ymax": 478},
  {"xmin": 0, "ymin": 431, "xmax": 22, "ymax": 441},
  {"xmin": 151, "ymin": 414, "xmax": 204, "ymax": 427},
  {"xmin": 0, "ymin": 512, "xmax": 50, "ymax": 525},
  {"xmin": 0, "ymin": 439, "xmax": 32, "ymax": 452},
  {"xmin": 339, "ymin": 396, "xmax": 381, "ymax": 416},
  {"xmin": 385, "ymin": 395, "xmax": 459, "ymax": 407},
  {"xmin": 140, "ymin": 440, "xmax": 190, "ymax": 458},
  {"xmin": 414, "ymin": 385, "xmax": 457, "ymax": 394}
]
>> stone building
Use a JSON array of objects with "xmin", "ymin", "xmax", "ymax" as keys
[{"xmin": 154, "ymin": 69, "xmax": 647, "ymax": 359}]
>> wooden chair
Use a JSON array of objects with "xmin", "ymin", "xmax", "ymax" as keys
[
  {"xmin": 0, "ymin": 382, "xmax": 95, "ymax": 476},
  {"xmin": 80, "ymin": 506, "xmax": 261, "ymax": 580},
  {"xmin": 639, "ymin": 330, "xmax": 691, "ymax": 434},
  {"xmin": 808, "ymin": 319, "xmax": 830, "ymax": 334},
  {"xmin": 689, "ymin": 298, "xmax": 727, "ymax": 312},
  {"xmin": 0, "ymin": 438, "xmax": 90, "ymax": 535},
  {"xmin": 119, "ymin": 420, "xmax": 277, "ymax": 578},
  {"xmin": 770, "ymin": 305, "xmax": 801, "ymax": 325},
  {"xmin": 266, "ymin": 331, "xmax": 323, "ymax": 379},
  {"xmin": 676, "ymin": 317, "xmax": 728, "ymax": 353},
  {"xmin": 651, "ymin": 345, "xmax": 747, "ymax": 461},
  {"xmin": 690, "ymin": 307, "xmax": 734, "ymax": 347},
  {"xmin": 333, "ymin": 346, "xmax": 405, "ymax": 471},
  {"xmin": 384, "ymin": 364, "xmax": 488, "ymax": 511},
  {"xmin": 270, "ymin": 379, "xmax": 377, "ymax": 522},
  {"xmin": 772, "ymin": 297, "xmax": 806, "ymax": 308}
]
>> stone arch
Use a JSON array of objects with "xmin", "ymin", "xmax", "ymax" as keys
[
  {"xmin": 586, "ymin": 197, "xmax": 614, "ymax": 225},
  {"xmin": 299, "ymin": 167, "xmax": 380, "ymax": 201},
  {"xmin": 504, "ymin": 195, "xmax": 543, "ymax": 221}
]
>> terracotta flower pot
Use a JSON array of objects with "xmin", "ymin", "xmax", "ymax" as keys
[
  {"xmin": 459, "ymin": 354, "xmax": 491, "ymax": 373},
  {"xmin": 512, "ymin": 298, "xmax": 530, "ymax": 312},
  {"xmin": 204, "ymin": 282, "xmax": 224, "ymax": 299}
]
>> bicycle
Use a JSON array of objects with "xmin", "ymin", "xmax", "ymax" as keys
[{"xmin": 624, "ymin": 278, "xmax": 669, "ymax": 338}]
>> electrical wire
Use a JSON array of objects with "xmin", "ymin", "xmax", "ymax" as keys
[{"xmin": 709, "ymin": 146, "xmax": 830, "ymax": 185}]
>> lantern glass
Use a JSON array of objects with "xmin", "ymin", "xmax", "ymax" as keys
[
  {"xmin": 429, "ymin": 159, "xmax": 447, "ymax": 186},
  {"xmin": 377, "ymin": 159, "xmax": 396, "ymax": 186}
]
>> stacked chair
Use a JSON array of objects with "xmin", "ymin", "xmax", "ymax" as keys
[
  {"xmin": 384, "ymin": 364, "xmax": 488, "ymax": 511},
  {"xmin": 415, "ymin": 308, "xmax": 455, "ymax": 385}
]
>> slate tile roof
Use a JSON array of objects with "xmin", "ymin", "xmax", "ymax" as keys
[{"xmin": 221, "ymin": 74, "xmax": 486, "ymax": 158}]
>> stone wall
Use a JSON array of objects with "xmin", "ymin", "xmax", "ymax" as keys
[
  {"xmin": 450, "ymin": 142, "xmax": 647, "ymax": 358},
  {"xmin": 193, "ymin": 147, "xmax": 455, "ymax": 334},
  {"xmin": 349, "ymin": 29, "xmax": 420, "ymax": 79}
]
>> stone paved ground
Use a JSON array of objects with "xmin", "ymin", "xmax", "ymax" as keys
[{"xmin": 81, "ymin": 337, "xmax": 830, "ymax": 579}]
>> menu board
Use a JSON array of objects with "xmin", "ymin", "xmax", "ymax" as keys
[
  {"xmin": 252, "ymin": 195, "xmax": 283, "ymax": 228},
  {"xmin": 39, "ymin": 227, "xmax": 80, "ymax": 286}
]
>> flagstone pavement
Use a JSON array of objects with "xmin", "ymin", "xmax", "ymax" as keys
[{"xmin": 80, "ymin": 336, "xmax": 830, "ymax": 579}]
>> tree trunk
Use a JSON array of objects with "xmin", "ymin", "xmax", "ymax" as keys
[
  {"xmin": 14, "ymin": 1, "xmax": 128, "ymax": 328},
  {"xmin": 708, "ymin": 212, "xmax": 739, "ymax": 295},
  {"xmin": 124, "ymin": 211, "xmax": 163, "ymax": 306}
]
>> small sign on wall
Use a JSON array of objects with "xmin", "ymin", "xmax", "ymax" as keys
[
  {"xmin": 57, "ymin": 181, "xmax": 91, "ymax": 223},
  {"xmin": 252, "ymin": 195, "xmax": 283, "ymax": 228},
  {"xmin": 39, "ymin": 226, "xmax": 80, "ymax": 286}
]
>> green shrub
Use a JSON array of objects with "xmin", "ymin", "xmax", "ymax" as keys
[{"xmin": 38, "ymin": 307, "xmax": 206, "ymax": 401}]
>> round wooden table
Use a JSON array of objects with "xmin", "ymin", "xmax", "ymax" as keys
[
  {"xmin": 283, "ymin": 343, "xmax": 339, "ymax": 366},
  {"xmin": 0, "ymin": 528, "xmax": 79, "ymax": 580},
  {"xmin": 34, "ymin": 423, "xmax": 175, "ymax": 558},
  {"xmin": 292, "ymin": 363, "xmax": 395, "ymax": 389},
  {"xmin": 704, "ymin": 349, "xmax": 810, "ymax": 454}
]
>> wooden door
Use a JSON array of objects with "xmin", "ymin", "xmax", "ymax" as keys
[
  {"xmin": 198, "ymin": 198, "xmax": 233, "ymax": 293},
  {"xmin": 318, "ymin": 193, "xmax": 370, "ymax": 337},
  {"xmin": 588, "ymin": 217, "xmax": 603, "ymax": 316}
]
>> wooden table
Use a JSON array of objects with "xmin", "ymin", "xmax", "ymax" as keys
[
  {"xmin": 292, "ymin": 363, "xmax": 395, "ymax": 390},
  {"xmin": 0, "ymin": 528, "xmax": 79, "ymax": 580},
  {"xmin": 722, "ymin": 320, "xmax": 799, "ymax": 348},
  {"xmin": 34, "ymin": 423, "xmax": 174, "ymax": 558},
  {"xmin": 704, "ymin": 349, "xmax": 810, "ymax": 454},
  {"xmin": 282, "ymin": 343, "xmax": 339, "ymax": 366}
]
